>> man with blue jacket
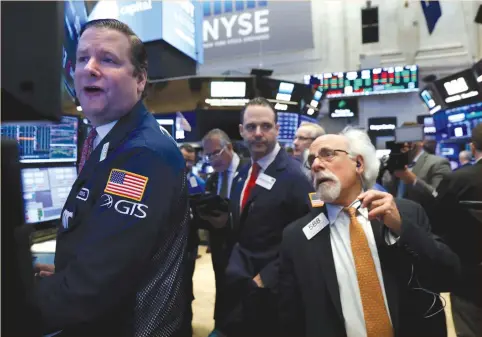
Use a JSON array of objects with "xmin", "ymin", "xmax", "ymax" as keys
[{"xmin": 35, "ymin": 19, "xmax": 189, "ymax": 337}]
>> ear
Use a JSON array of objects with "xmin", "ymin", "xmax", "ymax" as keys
[
  {"xmin": 137, "ymin": 70, "xmax": 147, "ymax": 95},
  {"xmin": 239, "ymin": 124, "xmax": 244, "ymax": 138},
  {"xmin": 356, "ymin": 155, "xmax": 365, "ymax": 173},
  {"xmin": 274, "ymin": 123, "xmax": 280, "ymax": 136}
]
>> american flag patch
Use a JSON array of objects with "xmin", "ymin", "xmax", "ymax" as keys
[
  {"xmin": 104, "ymin": 169, "xmax": 148, "ymax": 201},
  {"xmin": 309, "ymin": 192, "xmax": 324, "ymax": 208}
]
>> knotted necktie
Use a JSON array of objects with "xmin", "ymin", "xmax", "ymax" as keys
[
  {"xmin": 241, "ymin": 162, "xmax": 260, "ymax": 211},
  {"xmin": 344, "ymin": 207, "xmax": 393, "ymax": 337},
  {"xmin": 78, "ymin": 128, "xmax": 97, "ymax": 173}
]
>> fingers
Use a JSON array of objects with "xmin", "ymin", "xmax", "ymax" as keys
[
  {"xmin": 34, "ymin": 263, "xmax": 55, "ymax": 273},
  {"xmin": 368, "ymin": 203, "xmax": 392, "ymax": 220},
  {"xmin": 39, "ymin": 271, "xmax": 54, "ymax": 277},
  {"xmin": 358, "ymin": 190, "xmax": 388, "ymax": 209}
]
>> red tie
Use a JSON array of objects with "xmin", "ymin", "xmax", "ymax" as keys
[
  {"xmin": 78, "ymin": 128, "xmax": 97, "ymax": 173},
  {"xmin": 241, "ymin": 162, "xmax": 261, "ymax": 211}
]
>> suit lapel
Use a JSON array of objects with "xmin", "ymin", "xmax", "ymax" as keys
[
  {"xmin": 307, "ymin": 208, "xmax": 344, "ymax": 322},
  {"xmin": 411, "ymin": 152, "xmax": 428, "ymax": 176},
  {"xmin": 242, "ymin": 149, "xmax": 288, "ymax": 214},
  {"xmin": 370, "ymin": 219, "xmax": 399, "ymax": 333},
  {"xmin": 77, "ymin": 101, "xmax": 148, "ymax": 181}
]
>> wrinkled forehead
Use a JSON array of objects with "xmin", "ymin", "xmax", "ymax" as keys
[
  {"xmin": 309, "ymin": 134, "xmax": 348, "ymax": 153},
  {"xmin": 77, "ymin": 27, "xmax": 130, "ymax": 54}
]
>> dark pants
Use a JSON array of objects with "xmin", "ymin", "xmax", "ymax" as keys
[
  {"xmin": 179, "ymin": 247, "xmax": 197, "ymax": 337},
  {"xmin": 221, "ymin": 280, "xmax": 279, "ymax": 337},
  {"xmin": 451, "ymin": 294, "xmax": 482, "ymax": 337},
  {"xmin": 209, "ymin": 229, "xmax": 229, "ymax": 328}
]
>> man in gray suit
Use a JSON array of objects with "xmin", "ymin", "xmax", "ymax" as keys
[{"xmin": 388, "ymin": 140, "xmax": 451, "ymax": 204}]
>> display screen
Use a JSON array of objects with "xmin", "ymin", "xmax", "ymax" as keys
[
  {"xmin": 1, "ymin": 116, "xmax": 78, "ymax": 163},
  {"xmin": 329, "ymin": 98, "xmax": 358, "ymax": 118},
  {"xmin": 433, "ymin": 69, "xmax": 482, "ymax": 108},
  {"xmin": 306, "ymin": 65, "xmax": 418, "ymax": 98},
  {"xmin": 21, "ymin": 166, "xmax": 77, "ymax": 224},
  {"xmin": 419, "ymin": 87, "xmax": 443, "ymax": 114},
  {"xmin": 277, "ymin": 112, "xmax": 299, "ymax": 142}
]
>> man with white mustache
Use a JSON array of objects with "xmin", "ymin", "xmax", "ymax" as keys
[{"xmin": 279, "ymin": 127, "xmax": 460, "ymax": 337}]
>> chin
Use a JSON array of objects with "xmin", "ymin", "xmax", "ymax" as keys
[{"xmin": 316, "ymin": 183, "xmax": 341, "ymax": 203}]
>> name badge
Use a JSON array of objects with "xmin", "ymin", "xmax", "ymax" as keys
[
  {"xmin": 100, "ymin": 142, "xmax": 109, "ymax": 162},
  {"xmin": 189, "ymin": 176, "xmax": 198, "ymax": 188},
  {"xmin": 256, "ymin": 173, "xmax": 276, "ymax": 190},
  {"xmin": 302, "ymin": 213, "xmax": 329, "ymax": 240}
]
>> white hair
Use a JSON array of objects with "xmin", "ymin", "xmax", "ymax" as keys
[
  {"xmin": 298, "ymin": 122, "xmax": 326, "ymax": 139},
  {"xmin": 459, "ymin": 150, "xmax": 472, "ymax": 162},
  {"xmin": 340, "ymin": 126, "xmax": 380, "ymax": 189}
]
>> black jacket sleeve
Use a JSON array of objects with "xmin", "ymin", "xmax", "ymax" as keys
[
  {"xmin": 259, "ymin": 172, "xmax": 313, "ymax": 289},
  {"xmin": 36, "ymin": 147, "xmax": 185, "ymax": 332},
  {"xmin": 278, "ymin": 226, "xmax": 306, "ymax": 337},
  {"xmin": 395, "ymin": 199, "xmax": 461, "ymax": 292}
]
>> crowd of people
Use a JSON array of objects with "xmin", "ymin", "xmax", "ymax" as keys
[{"xmin": 31, "ymin": 19, "xmax": 481, "ymax": 337}]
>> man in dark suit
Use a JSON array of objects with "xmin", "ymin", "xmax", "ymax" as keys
[
  {"xmin": 34, "ymin": 19, "xmax": 189, "ymax": 337},
  {"xmin": 428, "ymin": 123, "xmax": 482, "ymax": 337},
  {"xmin": 198, "ymin": 128, "xmax": 250, "ymax": 333},
  {"xmin": 279, "ymin": 128, "xmax": 461, "ymax": 337},
  {"xmin": 220, "ymin": 97, "xmax": 313, "ymax": 337}
]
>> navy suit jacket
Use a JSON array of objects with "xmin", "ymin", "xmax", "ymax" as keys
[
  {"xmin": 36, "ymin": 101, "xmax": 189, "ymax": 337},
  {"xmin": 225, "ymin": 148, "xmax": 313, "ymax": 290}
]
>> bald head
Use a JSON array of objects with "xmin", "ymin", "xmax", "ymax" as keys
[{"xmin": 459, "ymin": 150, "xmax": 472, "ymax": 165}]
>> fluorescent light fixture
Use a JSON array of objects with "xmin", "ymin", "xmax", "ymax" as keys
[{"xmin": 276, "ymin": 93, "xmax": 292, "ymax": 101}]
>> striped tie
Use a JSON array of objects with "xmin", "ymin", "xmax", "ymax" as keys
[
  {"xmin": 78, "ymin": 128, "xmax": 97, "ymax": 173},
  {"xmin": 344, "ymin": 207, "xmax": 393, "ymax": 337}
]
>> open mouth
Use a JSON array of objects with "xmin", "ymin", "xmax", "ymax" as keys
[
  {"xmin": 84, "ymin": 86, "xmax": 104, "ymax": 94},
  {"xmin": 317, "ymin": 177, "xmax": 332, "ymax": 185}
]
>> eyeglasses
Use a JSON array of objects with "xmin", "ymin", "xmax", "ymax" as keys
[
  {"xmin": 205, "ymin": 147, "xmax": 226, "ymax": 161},
  {"xmin": 305, "ymin": 148, "xmax": 350, "ymax": 169},
  {"xmin": 294, "ymin": 136, "xmax": 316, "ymax": 142}
]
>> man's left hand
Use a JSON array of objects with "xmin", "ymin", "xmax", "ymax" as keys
[
  {"xmin": 253, "ymin": 273, "xmax": 264, "ymax": 288},
  {"xmin": 357, "ymin": 190, "xmax": 402, "ymax": 235},
  {"xmin": 394, "ymin": 166, "xmax": 417, "ymax": 185}
]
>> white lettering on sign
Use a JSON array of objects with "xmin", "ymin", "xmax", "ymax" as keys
[
  {"xmin": 369, "ymin": 124, "xmax": 396, "ymax": 131},
  {"xmin": 444, "ymin": 77, "xmax": 469, "ymax": 96},
  {"xmin": 203, "ymin": 9, "xmax": 270, "ymax": 45},
  {"xmin": 120, "ymin": 0, "xmax": 152, "ymax": 16},
  {"xmin": 115, "ymin": 200, "xmax": 148, "ymax": 219}
]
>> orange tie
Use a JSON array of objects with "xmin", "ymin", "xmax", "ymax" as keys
[{"xmin": 345, "ymin": 207, "xmax": 394, "ymax": 337}]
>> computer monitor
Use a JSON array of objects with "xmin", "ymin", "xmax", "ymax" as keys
[
  {"xmin": 1, "ymin": 116, "xmax": 78, "ymax": 164},
  {"xmin": 21, "ymin": 165, "xmax": 77, "ymax": 224}
]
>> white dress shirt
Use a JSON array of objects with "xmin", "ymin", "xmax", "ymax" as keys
[
  {"xmin": 93, "ymin": 120, "xmax": 118, "ymax": 149},
  {"xmin": 240, "ymin": 143, "xmax": 281, "ymax": 207},
  {"xmin": 326, "ymin": 203, "xmax": 394, "ymax": 337},
  {"xmin": 217, "ymin": 152, "xmax": 240, "ymax": 199}
]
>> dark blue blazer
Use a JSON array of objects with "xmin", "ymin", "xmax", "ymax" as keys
[
  {"xmin": 225, "ymin": 148, "xmax": 313, "ymax": 290},
  {"xmin": 36, "ymin": 101, "xmax": 189, "ymax": 337}
]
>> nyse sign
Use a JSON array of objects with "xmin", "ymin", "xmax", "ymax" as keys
[
  {"xmin": 203, "ymin": 9, "xmax": 270, "ymax": 49},
  {"xmin": 201, "ymin": 1, "xmax": 314, "ymax": 60}
]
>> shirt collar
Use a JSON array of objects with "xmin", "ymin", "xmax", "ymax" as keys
[
  {"xmin": 412, "ymin": 150, "xmax": 424, "ymax": 164},
  {"xmin": 325, "ymin": 199, "xmax": 368, "ymax": 225},
  {"xmin": 228, "ymin": 152, "xmax": 240, "ymax": 173},
  {"xmin": 96, "ymin": 120, "xmax": 118, "ymax": 143},
  {"xmin": 254, "ymin": 142, "xmax": 281, "ymax": 171}
]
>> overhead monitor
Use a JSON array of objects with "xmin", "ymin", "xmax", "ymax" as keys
[
  {"xmin": 210, "ymin": 81, "xmax": 247, "ymax": 98},
  {"xmin": 417, "ymin": 114, "xmax": 436, "ymax": 135},
  {"xmin": 433, "ymin": 68, "xmax": 482, "ymax": 109},
  {"xmin": 306, "ymin": 65, "xmax": 418, "ymax": 98},
  {"xmin": 419, "ymin": 85, "xmax": 444, "ymax": 115},
  {"xmin": 21, "ymin": 165, "xmax": 77, "ymax": 224},
  {"xmin": 1, "ymin": 116, "xmax": 79, "ymax": 164},
  {"xmin": 277, "ymin": 112, "xmax": 299, "ymax": 143},
  {"xmin": 329, "ymin": 98, "xmax": 358, "ymax": 118}
]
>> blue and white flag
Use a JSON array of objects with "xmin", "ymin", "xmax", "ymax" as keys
[{"xmin": 420, "ymin": 0, "xmax": 442, "ymax": 34}]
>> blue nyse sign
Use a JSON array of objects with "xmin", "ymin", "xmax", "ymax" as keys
[{"xmin": 202, "ymin": 0, "xmax": 313, "ymax": 60}]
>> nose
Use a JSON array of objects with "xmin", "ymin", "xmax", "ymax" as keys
[
  {"xmin": 311, "ymin": 157, "xmax": 326, "ymax": 172},
  {"xmin": 83, "ymin": 57, "xmax": 101, "ymax": 77},
  {"xmin": 293, "ymin": 138, "xmax": 300, "ymax": 146},
  {"xmin": 254, "ymin": 126, "xmax": 264, "ymax": 137}
]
